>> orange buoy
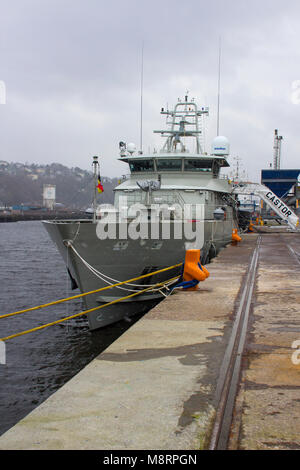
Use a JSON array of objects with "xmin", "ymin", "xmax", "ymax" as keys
[
  {"xmin": 182, "ymin": 249, "xmax": 209, "ymax": 290},
  {"xmin": 201, "ymin": 263, "xmax": 210, "ymax": 279},
  {"xmin": 232, "ymin": 228, "xmax": 242, "ymax": 244},
  {"xmin": 248, "ymin": 221, "xmax": 254, "ymax": 232}
]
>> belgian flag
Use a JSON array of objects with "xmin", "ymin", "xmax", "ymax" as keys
[{"xmin": 97, "ymin": 172, "xmax": 104, "ymax": 193}]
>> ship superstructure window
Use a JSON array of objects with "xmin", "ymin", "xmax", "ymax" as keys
[
  {"xmin": 156, "ymin": 159, "xmax": 182, "ymax": 171},
  {"xmin": 184, "ymin": 159, "xmax": 212, "ymax": 172},
  {"xmin": 129, "ymin": 160, "xmax": 154, "ymax": 172},
  {"xmin": 212, "ymin": 161, "xmax": 220, "ymax": 177}
]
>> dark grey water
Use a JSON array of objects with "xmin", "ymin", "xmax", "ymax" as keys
[{"xmin": 0, "ymin": 221, "xmax": 142, "ymax": 436}]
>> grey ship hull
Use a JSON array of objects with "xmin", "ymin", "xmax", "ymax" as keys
[{"xmin": 43, "ymin": 218, "xmax": 234, "ymax": 330}]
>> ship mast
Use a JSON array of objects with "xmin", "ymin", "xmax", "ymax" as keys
[
  {"xmin": 92, "ymin": 156, "xmax": 99, "ymax": 223},
  {"xmin": 217, "ymin": 37, "xmax": 221, "ymax": 136},
  {"xmin": 153, "ymin": 96, "xmax": 208, "ymax": 154},
  {"xmin": 139, "ymin": 42, "xmax": 144, "ymax": 154}
]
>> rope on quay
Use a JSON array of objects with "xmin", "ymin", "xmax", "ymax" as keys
[
  {"xmin": 0, "ymin": 263, "xmax": 182, "ymax": 320},
  {"xmin": 0, "ymin": 276, "xmax": 179, "ymax": 342}
]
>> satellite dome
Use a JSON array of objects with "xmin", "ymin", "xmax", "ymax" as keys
[
  {"xmin": 211, "ymin": 136, "xmax": 230, "ymax": 156},
  {"xmin": 127, "ymin": 143, "xmax": 136, "ymax": 154}
]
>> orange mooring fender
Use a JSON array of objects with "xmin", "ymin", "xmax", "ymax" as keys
[
  {"xmin": 182, "ymin": 249, "xmax": 209, "ymax": 290},
  {"xmin": 201, "ymin": 263, "xmax": 210, "ymax": 278},
  {"xmin": 232, "ymin": 228, "xmax": 242, "ymax": 243},
  {"xmin": 248, "ymin": 221, "xmax": 254, "ymax": 232}
]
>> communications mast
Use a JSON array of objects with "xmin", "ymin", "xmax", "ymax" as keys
[{"xmin": 273, "ymin": 129, "xmax": 283, "ymax": 169}]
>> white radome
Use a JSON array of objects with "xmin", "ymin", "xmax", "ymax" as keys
[
  {"xmin": 211, "ymin": 136, "xmax": 230, "ymax": 156},
  {"xmin": 127, "ymin": 143, "xmax": 136, "ymax": 154}
]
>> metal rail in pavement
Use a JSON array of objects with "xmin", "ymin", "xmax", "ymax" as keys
[{"xmin": 209, "ymin": 236, "xmax": 261, "ymax": 450}]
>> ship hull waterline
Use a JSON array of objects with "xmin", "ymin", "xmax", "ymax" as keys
[{"xmin": 43, "ymin": 219, "xmax": 234, "ymax": 330}]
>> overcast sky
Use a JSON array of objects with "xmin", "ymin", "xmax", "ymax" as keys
[{"xmin": 0, "ymin": 0, "xmax": 300, "ymax": 181}]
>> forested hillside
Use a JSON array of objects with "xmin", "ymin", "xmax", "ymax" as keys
[{"xmin": 0, "ymin": 161, "xmax": 118, "ymax": 208}]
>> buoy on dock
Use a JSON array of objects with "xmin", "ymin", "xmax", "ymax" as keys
[
  {"xmin": 181, "ymin": 249, "xmax": 209, "ymax": 291},
  {"xmin": 248, "ymin": 221, "xmax": 254, "ymax": 232},
  {"xmin": 232, "ymin": 228, "xmax": 242, "ymax": 244}
]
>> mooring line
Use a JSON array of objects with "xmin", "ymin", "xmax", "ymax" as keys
[
  {"xmin": 0, "ymin": 263, "xmax": 182, "ymax": 320},
  {"xmin": 0, "ymin": 276, "xmax": 179, "ymax": 342}
]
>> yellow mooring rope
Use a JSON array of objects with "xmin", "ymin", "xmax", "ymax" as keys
[
  {"xmin": 0, "ymin": 263, "xmax": 182, "ymax": 320},
  {"xmin": 0, "ymin": 276, "xmax": 179, "ymax": 341}
]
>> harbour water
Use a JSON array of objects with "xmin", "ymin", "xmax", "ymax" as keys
[{"xmin": 0, "ymin": 221, "xmax": 142, "ymax": 436}]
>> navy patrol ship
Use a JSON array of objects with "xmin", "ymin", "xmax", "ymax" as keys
[{"xmin": 43, "ymin": 95, "xmax": 238, "ymax": 330}]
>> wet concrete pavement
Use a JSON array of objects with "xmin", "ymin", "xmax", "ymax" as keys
[
  {"xmin": 229, "ymin": 232, "xmax": 300, "ymax": 450},
  {"xmin": 0, "ymin": 232, "xmax": 299, "ymax": 450}
]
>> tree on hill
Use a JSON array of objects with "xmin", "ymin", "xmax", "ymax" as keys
[{"xmin": 0, "ymin": 162, "xmax": 119, "ymax": 208}]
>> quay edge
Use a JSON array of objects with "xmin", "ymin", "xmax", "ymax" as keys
[{"xmin": 0, "ymin": 232, "xmax": 299, "ymax": 450}]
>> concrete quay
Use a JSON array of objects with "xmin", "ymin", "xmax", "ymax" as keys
[
  {"xmin": 228, "ymin": 231, "xmax": 300, "ymax": 450},
  {"xmin": 0, "ymin": 232, "xmax": 299, "ymax": 450}
]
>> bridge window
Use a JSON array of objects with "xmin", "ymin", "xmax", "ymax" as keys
[
  {"xmin": 184, "ymin": 159, "xmax": 212, "ymax": 172},
  {"xmin": 156, "ymin": 159, "xmax": 182, "ymax": 171},
  {"xmin": 129, "ymin": 160, "xmax": 154, "ymax": 172}
]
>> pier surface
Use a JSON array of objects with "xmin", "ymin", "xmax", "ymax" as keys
[{"xmin": 0, "ymin": 231, "xmax": 299, "ymax": 450}]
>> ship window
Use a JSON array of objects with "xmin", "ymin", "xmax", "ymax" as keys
[
  {"xmin": 184, "ymin": 159, "xmax": 212, "ymax": 172},
  {"xmin": 156, "ymin": 159, "xmax": 182, "ymax": 171},
  {"xmin": 212, "ymin": 161, "xmax": 220, "ymax": 177},
  {"xmin": 129, "ymin": 160, "xmax": 154, "ymax": 172}
]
